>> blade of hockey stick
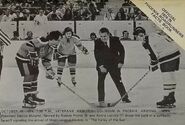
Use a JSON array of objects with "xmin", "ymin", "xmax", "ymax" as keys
[
  {"xmin": 107, "ymin": 70, "xmax": 150, "ymax": 107},
  {"xmin": 57, "ymin": 80, "xmax": 98, "ymax": 108}
]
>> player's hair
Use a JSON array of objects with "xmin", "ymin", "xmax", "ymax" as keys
[
  {"xmin": 90, "ymin": 32, "xmax": 96, "ymax": 37},
  {"xmin": 122, "ymin": 30, "xmax": 129, "ymax": 34},
  {"xmin": 99, "ymin": 27, "xmax": 110, "ymax": 34},
  {"xmin": 40, "ymin": 37, "xmax": 48, "ymax": 42},
  {"xmin": 63, "ymin": 27, "xmax": 73, "ymax": 35},
  {"xmin": 133, "ymin": 27, "xmax": 146, "ymax": 36},
  {"xmin": 46, "ymin": 31, "xmax": 62, "ymax": 41}
]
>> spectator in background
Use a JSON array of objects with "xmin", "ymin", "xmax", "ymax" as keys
[
  {"xmin": 25, "ymin": 31, "xmax": 33, "ymax": 40},
  {"xmin": 104, "ymin": 8, "xmax": 115, "ymax": 21},
  {"xmin": 135, "ymin": 10, "xmax": 148, "ymax": 20},
  {"xmin": 47, "ymin": 5, "xmax": 62, "ymax": 21},
  {"xmin": 34, "ymin": 9, "xmax": 48, "ymax": 25},
  {"xmin": 62, "ymin": 4, "xmax": 73, "ymax": 20},
  {"xmin": 90, "ymin": 32, "xmax": 97, "ymax": 41},
  {"xmin": 7, "ymin": 2, "xmax": 17, "ymax": 11},
  {"xmin": 119, "ymin": 0, "xmax": 131, "ymax": 14},
  {"xmin": 73, "ymin": 5, "xmax": 82, "ymax": 20},
  {"xmin": 120, "ymin": 30, "xmax": 131, "ymax": 40},
  {"xmin": 12, "ymin": 9, "xmax": 24, "ymax": 21},
  {"xmin": 88, "ymin": 0, "xmax": 99, "ymax": 20},
  {"xmin": 115, "ymin": 11, "xmax": 125, "ymax": 20},
  {"xmin": 57, "ymin": 3, "xmax": 66, "ymax": 19},
  {"xmin": 1, "ymin": 9, "xmax": 13, "ymax": 22},
  {"xmin": 11, "ymin": 31, "xmax": 19, "ymax": 40},
  {"xmin": 22, "ymin": 9, "xmax": 34, "ymax": 21},
  {"xmin": 119, "ymin": 0, "xmax": 132, "ymax": 20},
  {"xmin": 74, "ymin": 4, "xmax": 92, "ymax": 21},
  {"xmin": 80, "ymin": 6, "xmax": 92, "ymax": 20}
]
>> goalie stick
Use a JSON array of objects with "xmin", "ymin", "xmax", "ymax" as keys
[{"xmin": 106, "ymin": 70, "xmax": 150, "ymax": 107}]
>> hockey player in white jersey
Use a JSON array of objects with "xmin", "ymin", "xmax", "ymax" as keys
[
  {"xmin": 57, "ymin": 27, "xmax": 89, "ymax": 87},
  {"xmin": 0, "ymin": 29, "xmax": 11, "ymax": 79},
  {"xmin": 16, "ymin": 31, "xmax": 62, "ymax": 108},
  {"xmin": 134, "ymin": 26, "xmax": 180, "ymax": 108}
]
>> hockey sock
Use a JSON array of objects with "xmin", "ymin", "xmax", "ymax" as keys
[
  {"xmin": 162, "ymin": 72, "xmax": 177, "ymax": 96},
  {"xmin": 23, "ymin": 81, "xmax": 34, "ymax": 95},
  {"xmin": 70, "ymin": 68, "xmax": 76, "ymax": 80},
  {"xmin": 31, "ymin": 81, "xmax": 37, "ymax": 91},
  {"xmin": 23, "ymin": 82, "xmax": 31, "ymax": 93},
  {"xmin": 57, "ymin": 66, "xmax": 64, "ymax": 76},
  {"xmin": 163, "ymin": 82, "xmax": 176, "ymax": 96}
]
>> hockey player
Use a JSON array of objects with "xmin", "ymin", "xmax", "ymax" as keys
[
  {"xmin": 134, "ymin": 26, "xmax": 181, "ymax": 108},
  {"xmin": 15, "ymin": 31, "xmax": 62, "ymax": 108},
  {"xmin": 57, "ymin": 27, "xmax": 89, "ymax": 87},
  {"xmin": 0, "ymin": 29, "xmax": 11, "ymax": 79}
]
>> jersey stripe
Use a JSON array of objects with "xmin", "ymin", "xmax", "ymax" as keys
[{"xmin": 0, "ymin": 29, "xmax": 11, "ymax": 46}]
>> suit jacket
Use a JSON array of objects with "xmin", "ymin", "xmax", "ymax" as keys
[{"xmin": 94, "ymin": 36, "xmax": 125, "ymax": 69}]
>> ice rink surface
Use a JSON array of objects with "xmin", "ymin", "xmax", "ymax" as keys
[{"xmin": 0, "ymin": 67, "xmax": 185, "ymax": 125}]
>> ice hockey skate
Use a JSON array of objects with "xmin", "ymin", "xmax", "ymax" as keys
[
  {"xmin": 157, "ymin": 92, "xmax": 176, "ymax": 108},
  {"xmin": 32, "ymin": 93, "xmax": 45, "ymax": 105},
  {"xmin": 121, "ymin": 94, "xmax": 131, "ymax": 103},
  {"xmin": 22, "ymin": 94, "xmax": 37, "ymax": 109},
  {"xmin": 122, "ymin": 97, "xmax": 131, "ymax": 103},
  {"xmin": 71, "ymin": 77, "xmax": 77, "ymax": 86},
  {"xmin": 57, "ymin": 77, "xmax": 62, "ymax": 87}
]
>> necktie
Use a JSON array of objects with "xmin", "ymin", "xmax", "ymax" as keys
[{"xmin": 104, "ymin": 42, "xmax": 107, "ymax": 46}]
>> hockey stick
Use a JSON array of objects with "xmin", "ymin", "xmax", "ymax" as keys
[
  {"xmin": 56, "ymin": 52, "xmax": 82, "ymax": 58},
  {"xmin": 56, "ymin": 49, "xmax": 94, "ymax": 58},
  {"xmin": 57, "ymin": 79, "xmax": 97, "ymax": 107},
  {"xmin": 107, "ymin": 70, "xmax": 150, "ymax": 107}
]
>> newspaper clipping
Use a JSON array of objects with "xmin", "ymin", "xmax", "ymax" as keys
[{"xmin": 0, "ymin": 0, "xmax": 185, "ymax": 125}]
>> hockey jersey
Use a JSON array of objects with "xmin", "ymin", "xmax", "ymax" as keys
[
  {"xmin": 0, "ymin": 42, "xmax": 4, "ymax": 55},
  {"xmin": 16, "ymin": 38, "xmax": 54, "ymax": 69},
  {"xmin": 57, "ymin": 36, "xmax": 85, "ymax": 55},
  {"xmin": 148, "ymin": 33, "xmax": 180, "ymax": 64}
]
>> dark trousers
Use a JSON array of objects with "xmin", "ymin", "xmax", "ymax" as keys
[
  {"xmin": 97, "ymin": 66, "xmax": 126, "ymax": 102},
  {"xmin": 0, "ymin": 55, "xmax": 3, "ymax": 77}
]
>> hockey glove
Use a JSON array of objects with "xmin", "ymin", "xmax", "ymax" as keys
[
  {"xmin": 53, "ymin": 48, "xmax": 59, "ymax": 61},
  {"xmin": 45, "ymin": 67, "xmax": 55, "ymax": 80},
  {"xmin": 82, "ymin": 47, "xmax": 89, "ymax": 55},
  {"xmin": 149, "ymin": 59, "xmax": 158, "ymax": 72},
  {"xmin": 28, "ymin": 52, "xmax": 39, "ymax": 66}
]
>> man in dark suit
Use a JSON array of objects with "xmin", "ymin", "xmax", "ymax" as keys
[{"xmin": 94, "ymin": 27, "xmax": 131, "ymax": 106}]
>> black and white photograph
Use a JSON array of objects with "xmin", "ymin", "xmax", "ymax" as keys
[{"xmin": 0, "ymin": 0, "xmax": 185, "ymax": 125}]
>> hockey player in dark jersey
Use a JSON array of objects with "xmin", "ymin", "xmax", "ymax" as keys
[
  {"xmin": 16, "ymin": 31, "xmax": 62, "ymax": 108},
  {"xmin": 56, "ymin": 27, "xmax": 89, "ymax": 87},
  {"xmin": 134, "ymin": 26, "xmax": 180, "ymax": 108}
]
